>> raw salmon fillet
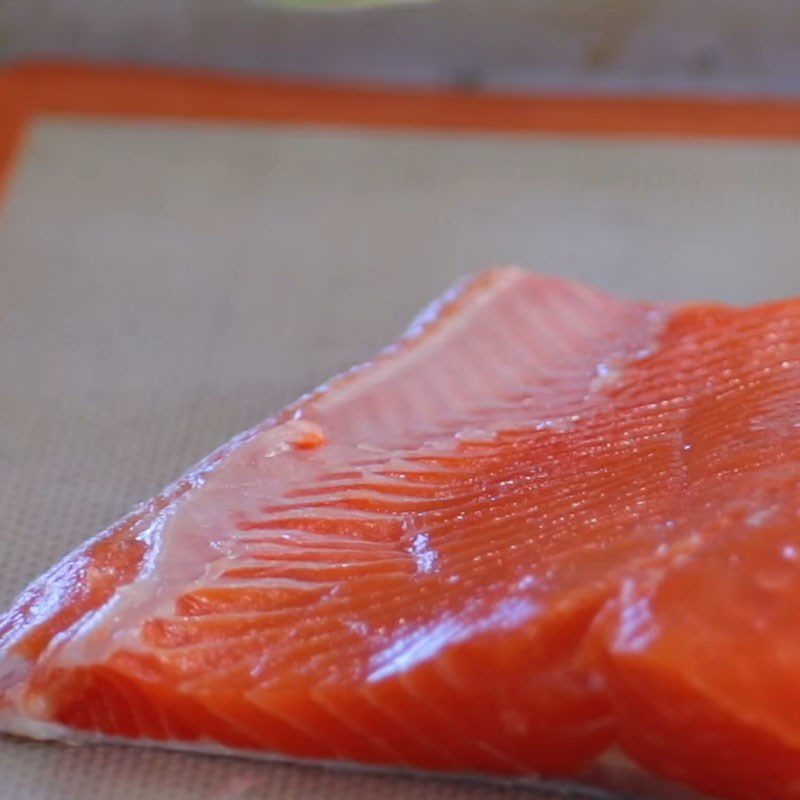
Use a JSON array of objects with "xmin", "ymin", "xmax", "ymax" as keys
[{"xmin": 2, "ymin": 268, "xmax": 800, "ymax": 800}]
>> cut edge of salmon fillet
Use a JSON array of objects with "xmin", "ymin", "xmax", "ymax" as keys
[{"xmin": 0, "ymin": 711, "xmax": 710, "ymax": 800}]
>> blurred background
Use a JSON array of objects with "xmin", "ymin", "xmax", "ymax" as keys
[{"xmin": 3, "ymin": 0, "xmax": 800, "ymax": 93}]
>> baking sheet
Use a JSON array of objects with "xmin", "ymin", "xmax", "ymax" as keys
[{"xmin": 1, "ymin": 117, "xmax": 800, "ymax": 799}]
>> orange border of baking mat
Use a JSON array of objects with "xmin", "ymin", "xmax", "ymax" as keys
[{"xmin": 3, "ymin": 60, "xmax": 800, "ymax": 202}]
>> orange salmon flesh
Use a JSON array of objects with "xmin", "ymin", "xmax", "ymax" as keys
[{"xmin": 2, "ymin": 268, "xmax": 800, "ymax": 800}]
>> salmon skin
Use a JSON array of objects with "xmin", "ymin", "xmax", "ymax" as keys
[{"xmin": 2, "ymin": 267, "xmax": 800, "ymax": 800}]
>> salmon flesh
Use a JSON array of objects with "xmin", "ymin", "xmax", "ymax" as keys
[{"xmin": 2, "ymin": 269, "xmax": 800, "ymax": 800}]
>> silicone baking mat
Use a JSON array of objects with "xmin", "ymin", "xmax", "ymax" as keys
[{"xmin": 1, "ymin": 63, "xmax": 800, "ymax": 800}]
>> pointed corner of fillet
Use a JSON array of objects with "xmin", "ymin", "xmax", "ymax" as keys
[
  {"xmin": 0, "ymin": 649, "xmax": 34, "ymax": 734},
  {"xmin": 0, "ymin": 510, "xmax": 158, "ymax": 715},
  {"xmin": 0, "ymin": 613, "xmax": 36, "ymax": 731},
  {"xmin": 0, "ymin": 649, "xmax": 28, "ymax": 696}
]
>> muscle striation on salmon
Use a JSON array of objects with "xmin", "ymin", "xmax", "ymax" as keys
[{"xmin": 2, "ymin": 268, "xmax": 800, "ymax": 800}]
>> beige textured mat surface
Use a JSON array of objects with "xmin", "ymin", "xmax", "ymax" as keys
[{"xmin": 1, "ymin": 117, "xmax": 799, "ymax": 799}]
